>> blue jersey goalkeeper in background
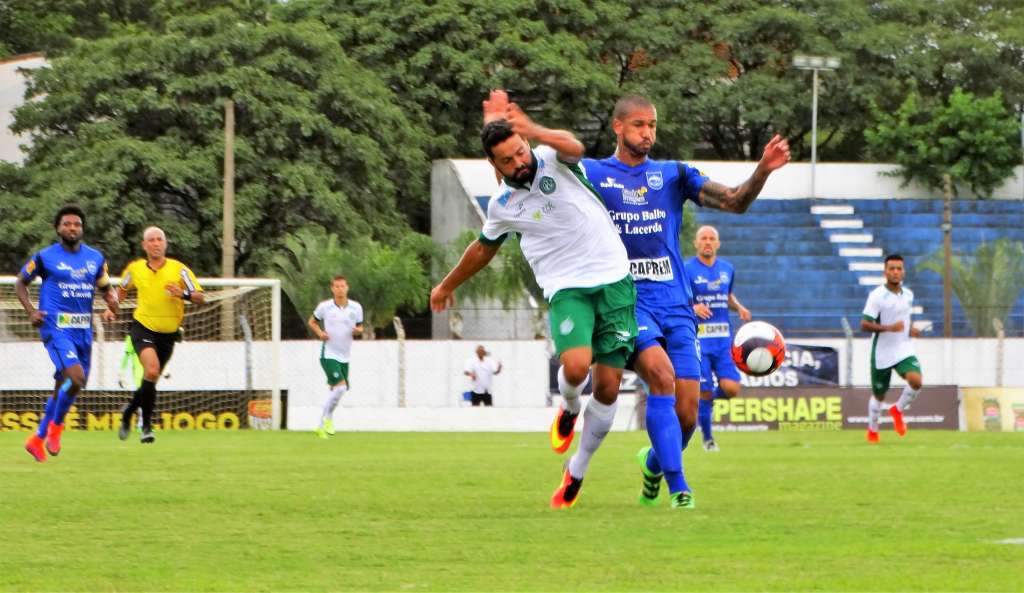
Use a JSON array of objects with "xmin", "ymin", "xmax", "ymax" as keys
[
  {"xmin": 685, "ymin": 225, "xmax": 751, "ymax": 452},
  {"xmin": 15, "ymin": 204, "xmax": 119, "ymax": 462}
]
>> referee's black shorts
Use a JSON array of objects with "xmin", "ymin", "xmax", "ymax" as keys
[{"xmin": 129, "ymin": 320, "xmax": 178, "ymax": 370}]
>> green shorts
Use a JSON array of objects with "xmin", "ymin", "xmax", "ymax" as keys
[
  {"xmin": 871, "ymin": 355, "xmax": 921, "ymax": 396},
  {"xmin": 547, "ymin": 275, "xmax": 637, "ymax": 369},
  {"xmin": 320, "ymin": 357, "xmax": 350, "ymax": 387}
]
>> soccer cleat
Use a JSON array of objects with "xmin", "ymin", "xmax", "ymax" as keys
[
  {"xmin": 889, "ymin": 405, "xmax": 907, "ymax": 437},
  {"xmin": 140, "ymin": 428, "xmax": 155, "ymax": 444},
  {"xmin": 323, "ymin": 418, "xmax": 335, "ymax": 436},
  {"xmin": 118, "ymin": 408, "xmax": 132, "ymax": 441},
  {"xmin": 550, "ymin": 465, "xmax": 584, "ymax": 509},
  {"xmin": 45, "ymin": 422, "xmax": 63, "ymax": 456},
  {"xmin": 702, "ymin": 439, "xmax": 720, "ymax": 452},
  {"xmin": 670, "ymin": 490, "xmax": 695, "ymax": 509},
  {"xmin": 314, "ymin": 426, "xmax": 328, "ymax": 439},
  {"xmin": 25, "ymin": 434, "xmax": 47, "ymax": 462},
  {"xmin": 549, "ymin": 407, "xmax": 579, "ymax": 454},
  {"xmin": 866, "ymin": 429, "xmax": 880, "ymax": 444},
  {"xmin": 636, "ymin": 446, "xmax": 662, "ymax": 506}
]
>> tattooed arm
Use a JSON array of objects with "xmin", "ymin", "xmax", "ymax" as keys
[{"xmin": 699, "ymin": 134, "xmax": 790, "ymax": 213}]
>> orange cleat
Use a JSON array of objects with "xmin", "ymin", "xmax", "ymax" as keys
[
  {"xmin": 889, "ymin": 405, "xmax": 906, "ymax": 437},
  {"xmin": 549, "ymin": 407, "xmax": 578, "ymax": 454},
  {"xmin": 866, "ymin": 429, "xmax": 880, "ymax": 444},
  {"xmin": 550, "ymin": 466, "xmax": 584, "ymax": 509},
  {"xmin": 25, "ymin": 434, "xmax": 47, "ymax": 462},
  {"xmin": 45, "ymin": 422, "xmax": 64, "ymax": 456}
]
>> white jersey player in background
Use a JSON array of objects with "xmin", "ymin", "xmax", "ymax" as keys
[
  {"xmin": 308, "ymin": 275, "xmax": 364, "ymax": 438},
  {"xmin": 860, "ymin": 254, "xmax": 923, "ymax": 443}
]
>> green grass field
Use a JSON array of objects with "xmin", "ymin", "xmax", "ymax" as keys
[{"xmin": 1, "ymin": 429, "xmax": 1022, "ymax": 592}]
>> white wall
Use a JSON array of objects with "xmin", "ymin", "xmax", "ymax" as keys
[
  {"xmin": 446, "ymin": 159, "xmax": 1024, "ymax": 201},
  {"xmin": 1, "ymin": 337, "xmax": 1022, "ymax": 430}
]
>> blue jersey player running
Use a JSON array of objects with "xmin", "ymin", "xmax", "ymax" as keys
[
  {"xmin": 16, "ymin": 205, "xmax": 119, "ymax": 462},
  {"xmin": 583, "ymin": 95, "xmax": 789, "ymax": 508},
  {"xmin": 686, "ymin": 225, "xmax": 752, "ymax": 452}
]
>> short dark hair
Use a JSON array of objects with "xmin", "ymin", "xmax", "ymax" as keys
[
  {"xmin": 481, "ymin": 119, "xmax": 516, "ymax": 159},
  {"xmin": 613, "ymin": 94, "xmax": 655, "ymax": 121},
  {"xmin": 54, "ymin": 204, "xmax": 86, "ymax": 228},
  {"xmin": 884, "ymin": 254, "xmax": 904, "ymax": 265},
  {"xmin": 332, "ymin": 275, "xmax": 347, "ymax": 283}
]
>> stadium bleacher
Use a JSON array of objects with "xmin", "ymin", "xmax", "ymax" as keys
[{"xmin": 696, "ymin": 198, "xmax": 1024, "ymax": 337}]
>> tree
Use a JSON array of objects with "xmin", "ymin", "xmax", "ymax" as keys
[
  {"xmin": 866, "ymin": 88, "xmax": 1020, "ymax": 197},
  {"xmin": 4, "ymin": 2, "xmax": 429, "ymax": 276},
  {"xmin": 919, "ymin": 239, "xmax": 1024, "ymax": 337},
  {"xmin": 271, "ymin": 229, "xmax": 432, "ymax": 338}
]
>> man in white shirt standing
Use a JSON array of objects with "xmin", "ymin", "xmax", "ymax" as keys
[
  {"xmin": 464, "ymin": 345, "xmax": 503, "ymax": 406},
  {"xmin": 861, "ymin": 254, "xmax": 923, "ymax": 444},
  {"xmin": 309, "ymin": 275, "xmax": 364, "ymax": 438}
]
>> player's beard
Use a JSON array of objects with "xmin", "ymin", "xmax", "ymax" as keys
[
  {"xmin": 58, "ymin": 231, "xmax": 82, "ymax": 249},
  {"xmin": 510, "ymin": 154, "xmax": 537, "ymax": 186},
  {"xmin": 623, "ymin": 137, "xmax": 652, "ymax": 160}
]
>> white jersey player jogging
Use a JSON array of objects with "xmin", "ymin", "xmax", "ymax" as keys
[
  {"xmin": 479, "ymin": 145, "xmax": 629, "ymax": 300},
  {"xmin": 313, "ymin": 299, "xmax": 363, "ymax": 362},
  {"xmin": 862, "ymin": 284, "xmax": 915, "ymax": 369}
]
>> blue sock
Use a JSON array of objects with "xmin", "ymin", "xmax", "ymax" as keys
[
  {"xmin": 54, "ymin": 379, "xmax": 76, "ymax": 425},
  {"xmin": 36, "ymin": 396, "xmax": 58, "ymax": 438},
  {"xmin": 645, "ymin": 394, "xmax": 688, "ymax": 493},
  {"xmin": 698, "ymin": 398, "xmax": 713, "ymax": 442}
]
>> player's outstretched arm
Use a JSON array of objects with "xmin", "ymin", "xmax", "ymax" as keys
[
  {"xmin": 699, "ymin": 135, "xmax": 790, "ymax": 213},
  {"xmin": 504, "ymin": 102, "xmax": 584, "ymax": 164},
  {"xmin": 430, "ymin": 240, "xmax": 500, "ymax": 312}
]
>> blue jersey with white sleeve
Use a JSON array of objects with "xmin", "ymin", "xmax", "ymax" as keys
[
  {"xmin": 583, "ymin": 156, "xmax": 707, "ymax": 307},
  {"xmin": 685, "ymin": 256, "xmax": 736, "ymax": 349},
  {"xmin": 18, "ymin": 242, "xmax": 108, "ymax": 343}
]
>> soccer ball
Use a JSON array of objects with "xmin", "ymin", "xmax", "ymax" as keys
[{"xmin": 731, "ymin": 321, "xmax": 786, "ymax": 377}]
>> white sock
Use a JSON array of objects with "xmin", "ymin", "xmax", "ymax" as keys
[
  {"xmin": 567, "ymin": 397, "xmax": 617, "ymax": 479},
  {"xmin": 896, "ymin": 385, "xmax": 920, "ymax": 411},
  {"xmin": 322, "ymin": 384, "xmax": 347, "ymax": 423},
  {"xmin": 557, "ymin": 366, "xmax": 590, "ymax": 415},
  {"xmin": 868, "ymin": 397, "xmax": 881, "ymax": 432}
]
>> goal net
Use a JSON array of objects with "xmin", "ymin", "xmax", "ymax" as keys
[{"xmin": 0, "ymin": 276, "xmax": 281, "ymax": 432}]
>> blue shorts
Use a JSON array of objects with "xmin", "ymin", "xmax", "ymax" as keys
[
  {"xmin": 42, "ymin": 331, "xmax": 92, "ymax": 381},
  {"xmin": 634, "ymin": 303, "xmax": 701, "ymax": 380},
  {"xmin": 699, "ymin": 341, "xmax": 741, "ymax": 392}
]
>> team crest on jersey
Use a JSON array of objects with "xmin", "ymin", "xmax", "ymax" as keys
[
  {"xmin": 645, "ymin": 170, "xmax": 664, "ymax": 190},
  {"xmin": 539, "ymin": 176, "xmax": 556, "ymax": 194},
  {"xmin": 86, "ymin": 260, "xmax": 98, "ymax": 275}
]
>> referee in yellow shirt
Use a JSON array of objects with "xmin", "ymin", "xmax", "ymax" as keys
[{"xmin": 107, "ymin": 226, "xmax": 204, "ymax": 443}]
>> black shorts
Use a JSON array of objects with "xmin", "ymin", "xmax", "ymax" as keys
[
  {"xmin": 130, "ymin": 320, "xmax": 178, "ymax": 370},
  {"xmin": 470, "ymin": 391, "xmax": 493, "ymax": 407}
]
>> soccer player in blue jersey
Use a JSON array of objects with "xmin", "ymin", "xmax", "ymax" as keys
[
  {"xmin": 583, "ymin": 95, "xmax": 788, "ymax": 507},
  {"xmin": 15, "ymin": 204, "xmax": 119, "ymax": 462},
  {"xmin": 686, "ymin": 225, "xmax": 751, "ymax": 452}
]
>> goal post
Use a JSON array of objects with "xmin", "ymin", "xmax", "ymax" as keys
[{"xmin": 0, "ymin": 276, "xmax": 283, "ymax": 431}]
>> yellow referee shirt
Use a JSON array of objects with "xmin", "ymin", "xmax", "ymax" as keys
[{"xmin": 120, "ymin": 258, "xmax": 202, "ymax": 333}]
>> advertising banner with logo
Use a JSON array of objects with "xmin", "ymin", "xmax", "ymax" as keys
[
  {"xmin": 962, "ymin": 387, "xmax": 1024, "ymax": 432},
  {"xmin": 712, "ymin": 385, "xmax": 959, "ymax": 432},
  {"xmin": 0, "ymin": 390, "xmax": 272, "ymax": 432},
  {"xmin": 740, "ymin": 343, "xmax": 839, "ymax": 387}
]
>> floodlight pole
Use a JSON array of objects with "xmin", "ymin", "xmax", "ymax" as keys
[{"xmin": 793, "ymin": 56, "xmax": 840, "ymax": 199}]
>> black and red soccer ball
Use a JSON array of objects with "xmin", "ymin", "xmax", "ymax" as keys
[{"xmin": 731, "ymin": 321, "xmax": 786, "ymax": 377}]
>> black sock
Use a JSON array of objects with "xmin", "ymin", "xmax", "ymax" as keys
[{"xmin": 139, "ymin": 380, "xmax": 157, "ymax": 430}]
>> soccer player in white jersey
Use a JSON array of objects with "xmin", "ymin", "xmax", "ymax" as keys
[
  {"xmin": 431, "ymin": 90, "xmax": 637, "ymax": 509},
  {"xmin": 860, "ymin": 254, "xmax": 923, "ymax": 443},
  {"xmin": 308, "ymin": 276, "xmax": 363, "ymax": 438}
]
